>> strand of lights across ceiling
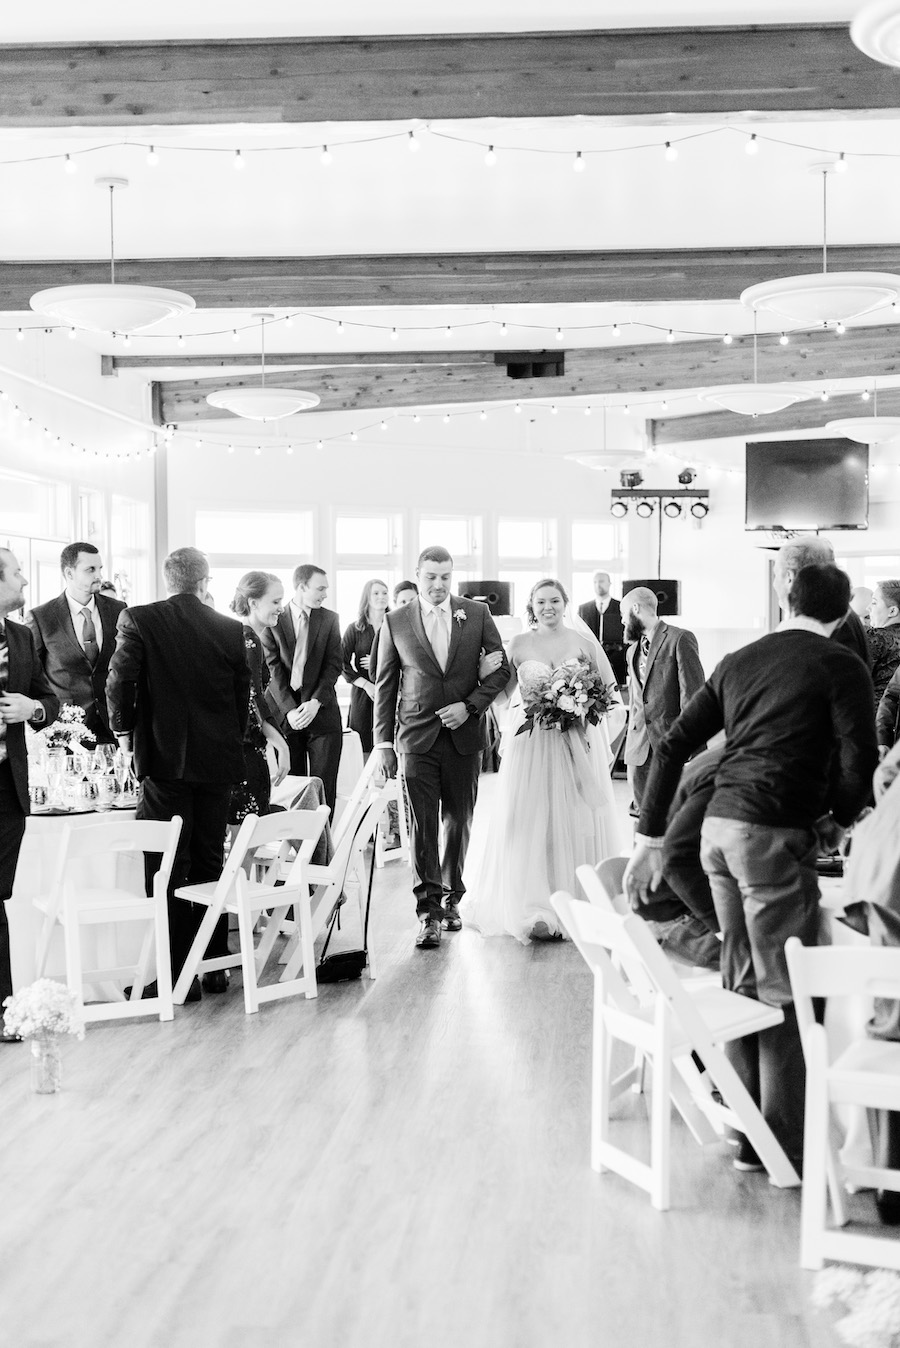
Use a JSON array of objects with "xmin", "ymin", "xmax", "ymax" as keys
[
  {"xmin": 0, "ymin": 387, "xmax": 161, "ymax": 460},
  {"xmin": 0, "ymin": 125, "xmax": 893, "ymax": 172},
  {"xmin": 2, "ymin": 313, "xmax": 891, "ymax": 345}
]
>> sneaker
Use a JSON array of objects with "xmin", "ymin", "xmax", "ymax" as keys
[
  {"xmin": 733, "ymin": 1137, "xmax": 764, "ymax": 1172},
  {"xmin": 530, "ymin": 920, "xmax": 563, "ymax": 942}
]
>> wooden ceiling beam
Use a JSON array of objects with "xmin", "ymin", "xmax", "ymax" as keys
[
  {"xmin": 1, "ymin": 27, "xmax": 897, "ymax": 128},
  {"xmin": 649, "ymin": 390, "xmax": 900, "ymax": 445},
  {"xmin": 107, "ymin": 350, "xmax": 500, "ymax": 372},
  {"xmin": 9, "ymin": 245, "xmax": 900, "ymax": 311},
  {"xmin": 155, "ymin": 323, "xmax": 900, "ymax": 422}
]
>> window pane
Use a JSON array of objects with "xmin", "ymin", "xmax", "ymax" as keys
[
  {"xmin": 195, "ymin": 510, "xmax": 312, "ymax": 556},
  {"xmin": 499, "ymin": 571, "xmax": 552, "ymax": 620},
  {"xmin": 572, "ymin": 520, "xmax": 618, "ymax": 561},
  {"xmin": 498, "ymin": 519, "xmax": 545, "ymax": 558},
  {"xmin": 335, "ymin": 515, "xmax": 391, "ymax": 555},
  {"xmin": 419, "ymin": 518, "xmax": 471, "ymax": 558},
  {"xmin": 572, "ymin": 567, "xmax": 625, "ymax": 608},
  {"xmin": 110, "ymin": 496, "xmax": 151, "ymax": 605},
  {"xmin": 204, "ymin": 567, "xmax": 293, "ymax": 618}
]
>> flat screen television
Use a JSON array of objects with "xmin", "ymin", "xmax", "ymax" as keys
[{"xmin": 745, "ymin": 438, "xmax": 869, "ymax": 531}]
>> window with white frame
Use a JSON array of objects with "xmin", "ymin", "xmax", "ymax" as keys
[
  {"xmin": 110, "ymin": 495, "xmax": 152, "ymax": 605},
  {"xmin": 194, "ymin": 508, "xmax": 314, "ymax": 614},
  {"xmin": 498, "ymin": 516, "xmax": 557, "ymax": 620},
  {"xmin": 571, "ymin": 517, "xmax": 625, "ymax": 607},
  {"xmin": 417, "ymin": 516, "xmax": 481, "ymax": 591},
  {"xmin": 334, "ymin": 512, "xmax": 402, "ymax": 630}
]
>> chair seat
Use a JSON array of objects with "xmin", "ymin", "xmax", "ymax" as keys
[
  {"xmin": 33, "ymin": 887, "xmax": 155, "ymax": 921},
  {"xmin": 686, "ymin": 986, "xmax": 784, "ymax": 1042},
  {"xmin": 175, "ymin": 879, "xmax": 299, "ymax": 913},
  {"xmin": 828, "ymin": 1039, "xmax": 900, "ymax": 1107}
]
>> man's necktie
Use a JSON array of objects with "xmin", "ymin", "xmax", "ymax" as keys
[
  {"xmin": 80, "ymin": 607, "xmax": 99, "ymax": 667},
  {"xmin": 291, "ymin": 609, "xmax": 309, "ymax": 692},
  {"xmin": 638, "ymin": 633, "xmax": 651, "ymax": 683},
  {"xmin": 428, "ymin": 606, "xmax": 449, "ymax": 672}
]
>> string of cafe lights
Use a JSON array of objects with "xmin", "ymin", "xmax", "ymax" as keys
[{"xmin": 3, "ymin": 123, "xmax": 900, "ymax": 174}]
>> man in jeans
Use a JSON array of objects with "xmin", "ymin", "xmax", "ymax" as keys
[{"xmin": 624, "ymin": 564, "xmax": 876, "ymax": 1172}]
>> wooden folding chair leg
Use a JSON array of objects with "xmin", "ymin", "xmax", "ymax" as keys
[
  {"xmin": 591, "ymin": 971, "xmax": 613, "ymax": 1173},
  {"xmin": 63, "ymin": 914, "xmax": 86, "ymax": 1015},
  {"xmin": 800, "ymin": 1025, "xmax": 833, "ymax": 1270},
  {"xmin": 237, "ymin": 899, "xmax": 260, "ymax": 1015},
  {"xmin": 650, "ymin": 1002, "xmax": 673, "ymax": 1211},
  {"xmin": 173, "ymin": 901, "xmax": 223, "ymax": 1004}
]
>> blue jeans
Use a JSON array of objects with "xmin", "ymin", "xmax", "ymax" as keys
[{"xmin": 700, "ymin": 816, "xmax": 820, "ymax": 1161}]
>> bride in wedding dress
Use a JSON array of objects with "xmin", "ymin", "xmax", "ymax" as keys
[{"xmin": 463, "ymin": 577, "xmax": 626, "ymax": 943}]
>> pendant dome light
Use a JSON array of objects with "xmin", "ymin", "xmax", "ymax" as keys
[{"xmin": 206, "ymin": 313, "xmax": 321, "ymax": 421}]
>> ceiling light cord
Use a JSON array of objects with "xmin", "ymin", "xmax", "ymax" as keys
[{"xmin": 108, "ymin": 184, "xmax": 116, "ymax": 286}]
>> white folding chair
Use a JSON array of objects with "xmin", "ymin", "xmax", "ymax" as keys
[
  {"xmin": 280, "ymin": 785, "xmax": 393, "ymax": 984},
  {"xmin": 33, "ymin": 816, "xmax": 182, "ymax": 1024},
  {"xmin": 592, "ymin": 857, "xmax": 630, "ymax": 915},
  {"xmin": 372, "ymin": 739, "xmax": 410, "ymax": 868},
  {"xmin": 172, "ymin": 806, "xmax": 329, "ymax": 1013},
  {"xmin": 552, "ymin": 890, "xmax": 799, "ymax": 1210},
  {"xmin": 334, "ymin": 729, "xmax": 365, "ymax": 827},
  {"xmin": 785, "ymin": 937, "xmax": 900, "ymax": 1271}
]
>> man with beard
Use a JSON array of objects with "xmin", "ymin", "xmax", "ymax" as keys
[{"xmin": 621, "ymin": 586, "xmax": 705, "ymax": 813}]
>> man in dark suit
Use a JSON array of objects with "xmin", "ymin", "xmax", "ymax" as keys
[
  {"xmin": 0, "ymin": 549, "xmax": 58, "ymax": 1032},
  {"xmin": 263, "ymin": 563, "xmax": 342, "ymax": 812},
  {"xmin": 25, "ymin": 541, "xmax": 125, "ymax": 745},
  {"xmin": 578, "ymin": 570, "xmax": 626, "ymax": 685},
  {"xmin": 622, "ymin": 585, "xmax": 705, "ymax": 812},
  {"xmin": 374, "ymin": 546, "xmax": 509, "ymax": 949},
  {"xmin": 106, "ymin": 547, "xmax": 249, "ymax": 997}
]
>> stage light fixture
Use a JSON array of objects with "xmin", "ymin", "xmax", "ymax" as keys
[
  {"xmin": 635, "ymin": 499, "xmax": 656, "ymax": 518},
  {"xmin": 677, "ymin": 467, "xmax": 697, "ymax": 486},
  {"xmin": 610, "ymin": 499, "xmax": 629, "ymax": 518},
  {"xmin": 663, "ymin": 499, "xmax": 683, "ymax": 518},
  {"xmin": 690, "ymin": 499, "xmax": 709, "ymax": 519},
  {"xmin": 620, "ymin": 469, "xmax": 643, "ymax": 489}
]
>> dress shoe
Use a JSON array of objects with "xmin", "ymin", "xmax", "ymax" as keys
[
  {"xmin": 124, "ymin": 978, "xmax": 201, "ymax": 1004},
  {"xmin": 415, "ymin": 918, "xmax": 442, "ymax": 949},
  {"xmin": 876, "ymin": 1189, "xmax": 900, "ymax": 1225},
  {"xmin": 733, "ymin": 1137, "xmax": 764, "ymax": 1172},
  {"xmin": 442, "ymin": 901, "xmax": 462, "ymax": 932},
  {"xmin": 1, "ymin": 1032, "xmax": 22, "ymax": 1044},
  {"xmin": 530, "ymin": 920, "xmax": 563, "ymax": 942},
  {"xmin": 201, "ymin": 970, "xmax": 230, "ymax": 994}
]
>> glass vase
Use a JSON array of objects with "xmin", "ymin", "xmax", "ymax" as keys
[{"xmin": 30, "ymin": 1033, "xmax": 62, "ymax": 1094}]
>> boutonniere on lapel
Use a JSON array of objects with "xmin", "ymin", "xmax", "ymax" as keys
[{"xmin": 454, "ymin": 609, "xmax": 467, "ymax": 627}]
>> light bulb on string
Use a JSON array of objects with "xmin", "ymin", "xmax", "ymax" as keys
[
  {"xmin": 67, "ymin": 327, "xmax": 77, "ymax": 340},
  {"xmin": 835, "ymin": 152, "xmax": 848, "ymax": 174},
  {"xmin": 612, "ymin": 323, "xmax": 621, "ymax": 339},
  {"xmin": 862, "ymin": 389, "xmax": 871, "ymax": 401},
  {"xmin": 336, "ymin": 321, "xmax": 344, "ymax": 336},
  {"xmin": 442, "ymin": 414, "xmax": 450, "ymax": 424},
  {"xmin": 286, "ymin": 446, "xmax": 294, "ymax": 455},
  {"xmin": 146, "ymin": 146, "xmax": 159, "ymax": 167},
  {"xmin": 408, "ymin": 130, "xmax": 420, "ymax": 153},
  {"xmin": 584, "ymin": 406, "xmax": 592, "ymax": 416},
  {"xmin": 227, "ymin": 444, "xmax": 235, "ymax": 454},
  {"xmin": 514, "ymin": 403, "xmax": 522, "ymax": 414},
  {"xmin": 661, "ymin": 400, "xmax": 669, "ymax": 411},
  {"xmin": 232, "ymin": 329, "xmax": 240, "ymax": 343},
  {"xmin": 413, "ymin": 414, "xmax": 420, "ymax": 424},
  {"xmin": 779, "ymin": 332, "xmax": 789, "ymax": 345},
  {"xmin": 484, "ymin": 145, "xmax": 497, "ymax": 167},
  {"xmin": 320, "ymin": 145, "xmax": 332, "ymax": 166},
  {"xmin": 390, "ymin": 327, "xmax": 398, "ymax": 340},
  {"xmin": 316, "ymin": 440, "xmax": 323, "ymax": 451},
  {"xmin": 623, "ymin": 404, "xmax": 630, "ymax": 416},
  {"xmin": 573, "ymin": 151, "xmax": 586, "ymax": 173},
  {"xmin": 723, "ymin": 333, "xmax": 733, "ymax": 345},
  {"xmin": 122, "ymin": 334, "xmax": 131, "ymax": 347},
  {"xmin": 446, "ymin": 325, "xmax": 453, "ymax": 338},
  {"xmin": 284, "ymin": 315, "xmax": 293, "ymax": 328},
  {"xmin": 350, "ymin": 431, "xmax": 358, "ymax": 441},
  {"xmin": 499, "ymin": 322, "xmax": 508, "ymax": 336},
  {"xmin": 745, "ymin": 134, "xmax": 759, "ymax": 156},
  {"xmin": 16, "ymin": 328, "xmax": 24, "ymax": 342},
  {"xmin": 664, "ymin": 141, "xmax": 678, "ymax": 162},
  {"xmin": 550, "ymin": 404, "xmax": 558, "ymax": 415},
  {"xmin": 479, "ymin": 410, "xmax": 487, "ymax": 421},
  {"xmin": 64, "ymin": 154, "xmax": 77, "ymax": 175},
  {"xmin": 666, "ymin": 329, "xmax": 675, "ymax": 343},
  {"xmin": 380, "ymin": 420, "xmax": 388, "ymax": 432},
  {"xmin": 820, "ymin": 391, "xmax": 830, "ymax": 402},
  {"xmin": 835, "ymin": 322, "xmax": 846, "ymax": 335},
  {"xmin": 177, "ymin": 335, "xmax": 185, "ymax": 349},
  {"xmin": 555, "ymin": 327, "xmax": 564, "ymax": 340},
  {"xmin": 254, "ymin": 447, "xmax": 261, "ymax": 457},
  {"xmin": 233, "ymin": 150, "xmax": 245, "ymax": 171}
]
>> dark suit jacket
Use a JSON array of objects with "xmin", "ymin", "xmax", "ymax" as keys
[
  {"xmin": 25, "ymin": 592, "xmax": 126, "ymax": 743},
  {"xmin": 2, "ymin": 619, "xmax": 59, "ymax": 813},
  {"xmin": 624, "ymin": 621, "xmax": 705, "ymax": 766},
  {"xmin": 106, "ymin": 593, "xmax": 249, "ymax": 783},
  {"xmin": 262, "ymin": 605, "xmax": 342, "ymax": 738},
  {"xmin": 373, "ymin": 597, "xmax": 509, "ymax": 756},
  {"xmin": 577, "ymin": 597, "xmax": 626, "ymax": 683}
]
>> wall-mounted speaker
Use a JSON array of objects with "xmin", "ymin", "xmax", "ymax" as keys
[
  {"xmin": 457, "ymin": 580, "xmax": 512, "ymax": 616},
  {"xmin": 622, "ymin": 578, "xmax": 682, "ymax": 616}
]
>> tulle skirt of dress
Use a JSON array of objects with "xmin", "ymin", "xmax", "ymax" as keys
[{"xmin": 462, "ymin": 711, "xmax": 622, "ymax": 943}]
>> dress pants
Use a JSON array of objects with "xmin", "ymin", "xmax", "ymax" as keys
[
  {"xmin": 0, "ymin": 761, "xmax": 26, "ymax": 1007},
  {"xmin": 629, "ymin": 753, "xmax": 653, "ymax": 813},
  {"xmin": 700, "ymin": 815, "xmax": 820, "ymax": 1162},
  {"xmin": 286, "ymin": 727, "xmax": 341, "ymax": 815},
  {"xmin": 401, "ymin": 729, "xmax": 481, "ymax": 921},
  {"xmin": 138, "ymin": 778, "xmax": 232, "ymax": 981}
]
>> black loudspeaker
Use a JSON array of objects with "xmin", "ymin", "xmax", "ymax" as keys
[
  {"xmin": 622, "ymin": 578, "xmax": 682, "ymax": 616},
  {"xmin": 457, "ymin": 580, "xmax": 512, "ymax": 616}
]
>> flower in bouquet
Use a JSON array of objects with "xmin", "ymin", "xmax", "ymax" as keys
[
  {"xmin": 39, "ymin": 703, "xmax": 96, "ymax": 752},
  {"xmin": 3, "ymin": 978, "xmax": 85, "ymax": 1041},
  {"xmin": 517, "ymin": 657, "xmax": 618, "ymax": 737},
  {"xmin": 812, "ymin": 1266, "xmax": 900, "ymax": 1348}
]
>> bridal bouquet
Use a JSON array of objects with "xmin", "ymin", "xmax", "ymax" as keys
[
  {"xmin": 812, "ymin": 1264, "xmax": 900, "ymax": 1347},
  {"xmin": 38, "ymin": 703, "xmax": 96, "ymax": 751},
  {"xmin": 3, "ymin": 978, "xmax": 86, "ymax": 1041},
  {"xmin": 517, "ymin": 657, "xmax": 618, "ymax": 737}
]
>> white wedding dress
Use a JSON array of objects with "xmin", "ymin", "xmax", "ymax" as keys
[{"xmin": 462, "ymin": 657, "xmax": 624, "ymax": 943}]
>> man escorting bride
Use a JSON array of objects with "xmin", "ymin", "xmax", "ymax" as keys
[{"xmin": 464, "ymin": 578, "xmax": 626, "ymax": 943}]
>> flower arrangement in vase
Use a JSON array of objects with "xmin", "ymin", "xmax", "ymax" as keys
[
  {"xmin": 38, "ymin": 703, "xmax": 96, "ymax": 753},
  {"xmin": 3, "ymin": 979, "xmax": 86, "ymax": 1093}
]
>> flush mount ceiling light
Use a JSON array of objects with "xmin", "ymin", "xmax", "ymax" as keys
[
  {"xmin": 30, "ymin": 178, "xmax": 195, "ymax": 335},
  {"xmin": 741, "ymin": 164, "xmax": 900, "ymax": 326},
  {"xmin": 701, "ymin": 384, "xmax": 815, "ymax": 416},
  {"xmin": 827, "ymin": 380, "xmax": 900, "ymax": 443},
  {"xmin": 852, "ymin": 0, "xmax": 900, "ymax": 65},
  {"xmin": 206, "ymin": 313, "xmax": 321, "ymax": 422}
]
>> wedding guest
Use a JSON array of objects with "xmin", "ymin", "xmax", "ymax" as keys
[
  {"xmin": 0, "ymin": 549, "xmax": 58, "ymax": 1040},
  {"xmin": 229, "ymin": 571, "xmax": 291, "ymax": 822},
  {"xmin": 107, "ymin": 546, "xmax": 249, "ymax": 999},
  {"xmin": 341, "ymin": 579, "xmax": 390, "ymax": 755},
  {"xmin": 867, "ymin": 580, "xmax": 900, "ymax": 708},
  {"xmin": 852, "ymin": 585, "xmax": 874, "ymax": 621},
  {"xmin": 370, "ymin": 581, "xmax": 417, "ymax": 683},
  {"xmin": 578, "ymin": 570, "xmax": 626, "ymax": 685},
  {"xmin": 776, "ymin": 536, "xmax": 871, "ymax": 667},
  {"xmin": 263, "ymin": 564, "xmax": 342, "ymax": 812},
  {"xmin": 25, "ymin": 541, "xmax": 125, "ymax": 744}
]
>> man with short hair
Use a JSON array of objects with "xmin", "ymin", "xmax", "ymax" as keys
[
  {"xmin": 374, "ymin": 546, "xmax": 509, "ymax": 949},
  {"xmin": 25, "ymin": 541, "xmax": 125, "ymax": 744},
  {"xmin": 622, "ymin": 586, "xmax": 705, "ymax": 812},
  {"xmin": 774, "ymin": 534, "xmax": 870, "ymax": 667},
  {"xmin": 625, "ymin": 563, "xmax": 877, "ymax": 1172},
  {"xmin": 263, "ymin": 563, "xmax": 342, "ymax": 811},
  {"xmin": 106, "ymin": 546, "xmax": 249, "ymax": 997},
  {"xmin": 578, "ymin": 571, "xmax": 626, "ymax": 685},
  {"xmin": 0, "ymin": 549, "xmax": 58, "ymax": 1032}
]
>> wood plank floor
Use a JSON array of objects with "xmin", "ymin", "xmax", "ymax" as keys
[{"xmin": 0, "ymin": 780, "xmax": 850, "ymax": 1348}]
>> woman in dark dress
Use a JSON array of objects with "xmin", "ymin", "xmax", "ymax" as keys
[
  {"xmin": 229, "ymin": 571, "xmax": 291, "ymax": 823},
  {"xmin": 341, "ymin": 578, "xmax": 390, "ymax": 756}
]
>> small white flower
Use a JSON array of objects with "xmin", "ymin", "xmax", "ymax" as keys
[
  {"xmin": 558, "ymin": 695, "xmax": 576, "ymax": 712},
  {"xmin": 454, "ymin": 609, "xmax": 467, "ymax": 626}
]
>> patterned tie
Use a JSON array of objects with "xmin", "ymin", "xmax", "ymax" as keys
[
  {"xmin": 80, "ymin": 607, "xmax": 99, "ymax": 667},
  {"xmin": 428, "ymin": 605, "xmax": 449, "ymax": 672},
  {"xmin": 638, "ymin": 633, "xmax": 651, "ymax": 683},
  {"xmin": 291, "ymin": 609, "xmax": 309, "ymax": 692}
]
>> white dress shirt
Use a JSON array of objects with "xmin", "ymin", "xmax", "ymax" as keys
[
  {"xmin": 419, "ymin": 595, "xmax": 451, "ymax": 670},
  {"xmin": 65, "ymin": 592, "xmax": 102, "ymax": 651}
]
